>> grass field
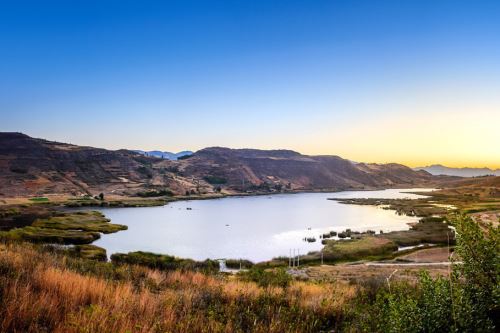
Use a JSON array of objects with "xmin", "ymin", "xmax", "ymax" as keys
[
  {"xmin": 0, "ymin": 211, "xmax": 126, "ymax": 245},
  {"xmin": 111, "ymin": 251, "xmax": 220, "ymax": 273},
  {"xmin": 0, "ymin": 242, "xmax": 357, "ymax": 333},
  {"xmin": 322, "ymin": 237, "xmax": 398, "ymax": 261},
  {"xmin": 381, "ymin": 218, "xmax": 453, "ymax": 246},
  {"xmin": 28, "ymin": 197, "xmax": 49, "ymax": 202},
  {"xmin": 0, "ymin": 226, "xmax": 101, "ymax": 244},
  {"xmin": 32, "ymin": 211, "xmax": 127, "ymax": 234}
]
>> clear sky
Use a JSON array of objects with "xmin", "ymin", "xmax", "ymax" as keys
[{"xmin": 1, "ymin": 0, "xmax": 499, "ymax": 168}]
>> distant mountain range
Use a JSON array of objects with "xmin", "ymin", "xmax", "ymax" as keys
[
  {"xmin": 0, "ymin": 132, "xmax": 453, "ymax": 197},
  {"xmin": 414, "ymin": 164, "xmax": 500, "ymax": 177},
  {"xmin": 132, "ymin": 150, "xmax": 193, "ymax": 160}
]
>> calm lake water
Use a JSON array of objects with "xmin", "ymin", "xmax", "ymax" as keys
[{"xmin": 93, "ymin": 189, "xmax": 433, "ymax": 262}]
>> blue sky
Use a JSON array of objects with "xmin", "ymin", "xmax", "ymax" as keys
[{"xmin": 1, "ymin": 1, "xmax": 499, "ymax": 167}]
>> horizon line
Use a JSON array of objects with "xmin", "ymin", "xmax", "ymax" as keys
[{"xmin": 3, "ymin": 131, "xmax": 499, "ymax": 170}]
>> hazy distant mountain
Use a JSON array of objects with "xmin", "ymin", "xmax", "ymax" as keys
[
  {"xmin": 414, "ymin": 164, "xmax": 500, "ymax": 177},
  {"xmin": 133, "ymin": 150, "xmax": 193, "ymax": 160}
]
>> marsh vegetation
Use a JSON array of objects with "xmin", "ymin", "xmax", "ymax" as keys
[
  {"xmin": 0, "ymin": 213, "xmax": 496, "ymax": 332},
  {"xmin": 110, "ymin": 251, "xmax": 220, "ymax": 273},
  {"xmin": 0, "ymin": 241, "xmax": 357, "ymax": 332},
  {"xmin": 0, "ymin": 211, "xmax": 126, "ymax": 245},
  {"xmin": 91, "ymin": 189, "xmax": 426, "ymax": 261}
]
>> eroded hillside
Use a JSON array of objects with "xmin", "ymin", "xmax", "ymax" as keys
[{"xmin": 0, "ymin": 132, "xmax": 449, "ymax": 197}]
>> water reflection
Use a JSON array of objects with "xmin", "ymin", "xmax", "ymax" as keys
[{"xmin": 93, "ymin": 188, "xmax": 433, "ymax": 262}]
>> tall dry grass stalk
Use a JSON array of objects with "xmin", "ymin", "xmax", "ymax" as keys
[{"xmin": 0, "ymin": 242, "xmax": 356, "ymax": 332}]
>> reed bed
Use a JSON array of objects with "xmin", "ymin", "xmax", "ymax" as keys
[{"xmin": 0, "ymin": 242, "xmax": 356, "ymax": 332}]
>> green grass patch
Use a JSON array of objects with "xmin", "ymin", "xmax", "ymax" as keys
[
  {"xmin": 111, "ymin": 251, "xmax": 220, "ymax": 273},
  {"xmin": 32, "ymin": 211, "xmax": 127, "ymax": 234},
  {"xmin": 381, "ymin": 219, "xmax": 453, "ymax": 246},
  {"xmin": 331, "ymin": 198, "xmax": 449, "ymax": 217},
  {"xmin": 71, "ymin": 244, "xmax": 107, "ymax": 261},
  {"xmin": 0, "ymin": 226, "xmax": 101, "ymax": 244},
  {"xmin": 238, "ymin": 267, "xmax": 291, "ymax": 288},
  {"xmin": 0, "ymin": 210, "xmax": 126, "ymax": 245},
  {"xmin": 461, "ymin": 202, "xmax": 500, "ymax": 213},
  {"xmin": 321, "ymin": 236, "xmax": 398, "ymax": 262},
  {"xmin": 29, "ymin": 197, "xmax": 49, "ymax": 202}
]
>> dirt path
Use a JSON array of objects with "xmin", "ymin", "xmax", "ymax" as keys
[
  {"xmin": 302, "ymin": 247, "xmax": 457, "ymax": 282},
  {"xmin": 396, "ymin": 247, "xmax": 451, "ymax": 263},
  {"xmin": 365, "ymin": 262, "xmax": 456, "ymax": 266},
  {"xmin": 303, "ymin": 263, "xmax": 450, "ymax": 282}
]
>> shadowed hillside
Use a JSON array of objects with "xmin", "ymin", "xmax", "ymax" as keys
[
  {"xmin": 182, "ymin": 147, "xmax": 436, "ymax": 192},
  {"xmin": 0, "ymin": 133, "xmax": 445, "ymax": 197}
]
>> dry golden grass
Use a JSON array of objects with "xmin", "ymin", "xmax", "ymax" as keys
[
  {"xmin": 0, "ymin": 242, "xmax": 356, "ymax": 332},
  {"xmin": 304, "ymin": 263, "xmax": 449, "ymax": 284}
]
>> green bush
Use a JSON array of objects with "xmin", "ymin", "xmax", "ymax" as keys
[
  {"xmin": 225, "ymin": 259, "xmax": 254, "ymax": 269},
  {"xmin": 346, "ymin": 214, "xmax": 499, "ymax": 332},
  {"xmin": 239, "ymin": 267, "xmax": 291, "ymax": 288},
  {"xmin": 136, "ymin": 189, "xmax": 174, "ymax": 197},
  {"xmin": 203, "ymin": 176, "xmax": 227, "ymax": 185},
  {"xmin": 111, "ymin": 251, "xmax": 220, "ymax": 273}
]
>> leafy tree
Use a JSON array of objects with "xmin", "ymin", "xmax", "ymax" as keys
[
  {"xmin": 450, "ymin": 213, "xmax": 499, "ymax": 331},
  {"xmin": 350, "ymin": 214, "xmax": 498, "ymax": 332}
]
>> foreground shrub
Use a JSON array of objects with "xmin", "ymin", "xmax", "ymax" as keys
[
  {"xmin": 111, "ymin": 251, "xmax": 220, "ymax": 274},
  {"xmin": 225, "ymin": 258, "xmax": 254, "ymax": 269},
  {"xmin": 239, "ymin": 267, "xmax": 292, "ymax": 288},
  {"xmin": 0, "ymin": 242, "xmax": 355, "ymax": 332},
  {"xmin": 345, "ymin": 214, "xmax": 499, "ymax": 332}
]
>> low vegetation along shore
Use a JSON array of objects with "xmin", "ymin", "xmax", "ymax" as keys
[
  {"xmin": 0, "ymin": 213, "xmax": 497, "ymax": 332},
  {"xmin": 0, "ymin": 210, "xmax": 126, "ymax": 246},
  {"xmin": 0, "ymin": 182, "xmax": 498, "ymax": 332},
  {"xmin": 297, "ymin": 184, "xmax": 500, "ymax": 266}
]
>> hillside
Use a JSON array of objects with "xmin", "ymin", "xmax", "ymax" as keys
[
  {"xmin": 181, "ymin": 147, "xmax": 435, "ymax": 192},
  {"xmin": 0, "ymin": 133, "xmax": 162, "ymax": 196},
  {"xmin": 0, "ymin": 133, "xmax": 440, "ymax": 197}
]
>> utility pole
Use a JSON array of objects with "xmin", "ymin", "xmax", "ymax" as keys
[
  {"xmin": 321, "ymin": 251, "xmax": 323, "ymax": 265},
  {"xmin": 297, "ymin": 249, "xmax": 300, "ymax": 267},
  {"xmin": 289, "ymin": 249, "xmax": 291, "ymax": 268}
]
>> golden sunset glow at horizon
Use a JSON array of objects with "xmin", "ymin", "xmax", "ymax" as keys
[
  {"xmin": 301, "ymin": 109, "xmax": 500, "ymax": 169},
  {"xmin": 250, "ymin": 93, "xmax": 500, "ymax": 170},
  {"xmin": 3, "ymin": 1, "xmax": 500, "ymax": 171}
]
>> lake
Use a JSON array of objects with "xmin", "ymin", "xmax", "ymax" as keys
[{"xmin": 93, "ymin": 188, "xmax": 433, "ymax": 262}]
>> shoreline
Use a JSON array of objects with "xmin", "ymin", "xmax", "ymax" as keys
[
  {"xmin": 89, "ymin": 188, "xmax": 438, "ymax": 265},
  {"xmin": 0, "ymin": 183, "xmax": 438, "ymax": 209},
  {"xmin": 3, "ymin": 185, "xmax": 484, "ymax": 266}
]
